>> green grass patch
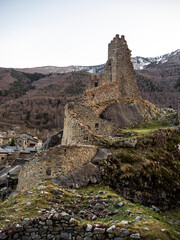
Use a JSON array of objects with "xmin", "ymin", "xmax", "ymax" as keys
[{"xmin": 123, "ymin": 113, "xmax": 177, "ymax": 134}]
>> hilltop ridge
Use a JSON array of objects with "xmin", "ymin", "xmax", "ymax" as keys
[{"xmin": 12, "ymin": 49, "xmax": 180, "ymax": 73}]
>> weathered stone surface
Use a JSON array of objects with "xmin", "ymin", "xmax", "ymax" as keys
[
  {"xmin": 125, "ymin": 210, "xmax": 132, "ymax": 215},
  {"xmin": 46, "ymin": 219, "xmax": 53, "ymax": 225},
  {"xmin": 143, "ymin": 227, "xmax": 149, "ymax": 231},
  {"xmin": 92, "ymin": 148, "xmax": 111, "ymax": 164},
  {"xmin": 94, "ymin": 227, "xmax": 106, "ymax": 234},
  {"xmin": 0, "ymin": 233, "xmax": 7, "ymax": 240},
  {"xmin": 13, "ymin": 233, "xmax": 19, "ymax": 239},
  {"xmin": 106, "ymin": 225, "xmax": 116, "ymax": 233},
  {"xmin": 55, "ymin": 162, "xmax": 102, "ymax": 188},
  {"xmin": 42, "ymin": 131, "xmax": 63, "ymax": 150},
  {"xmin": 151, "ymin": 205, "xmax": 160, "ymax": 213},
  {"xmin": 85, "ymin": 34, "xmax": 140, "ymax": 106},
  {"xmin": 22, "ymin": 237, "xmax": 31, "ymax": 240},
  {"xmin": 100, "ymin": 99, "xmax": 158, "ymax": 129},
  {"xmin": 119, "ymin": 228, "xmax": 130, "ymax": 237},
  {"xmin": 60, "ymin": 232, "xmax": 69, "ymax": 239},
  {"xmin": 84, "ymin": 237, "xmax": 92, "ymax": 240},
  {"xmin": 86, "ymin": 224, "xmax": 93, "ymax": 232},
  {"xmin": 17, "ymin": 145, "xmax": 97, "ymax": 191},
  {"xmin": 130, "ymin": 233, "xmax": 140, "ymax": 239},
  {"xmin": 91, "ymin": 215, "xmax": 97, "ymax": 220},
  {"xmin": 118, "ymin": 201, "xmax": 124, "ymax": 207},
  {"xmin": 120, "ymin": 220, "xmax": 129, "ymax": 225},
  {"xmin": 135, "ymin": 216, "xmax": 141, "ymax": 222},
  {"xmin": 61, "ymin": 212, "xmax": 70, "ymax": 221},
  {"xmin": 62, "ymin": 102, "xmax": 118, "ymax": 145},
  {"xmin": 76, "ymin": 236, "xmax": 83, "ymax": 240}
]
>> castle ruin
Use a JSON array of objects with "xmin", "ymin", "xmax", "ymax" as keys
[
  {"xmin": 17, "ymin": 34, "xmax": 159, "ymax": 191},
  {"xmin": 62, "ymin": 34, "xmax": 158, "ymax": 145},
  {"xmin": 85, "ymin": 34, "xmax": 140, "ymax": 105}
]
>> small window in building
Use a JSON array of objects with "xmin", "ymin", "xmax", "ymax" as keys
[
  {"xmin": 92, "ymin": 94, "xmax": 94, "ymax": 98},
  {"xmin": 95, "ymin": 123, "xmax": 99, "ymax": 130},
  {"xmin": 84, "ymin": 136, "xmax": 88, "ymax": 141},
  {"xmin": 2, "ymin": 157, "xmax": 4, "ymax": 160},
  {"xmin": 46, "ymin": 168, "xmax": 51, "ymax": 176},
  {"xmin": 94, "ymin": 82, "xmax": 98, "ymax": 87}
]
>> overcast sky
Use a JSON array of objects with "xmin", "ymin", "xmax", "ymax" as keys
[{"xmin": 0, "ymin": 0, "xmax": 179, "ymax": 68}]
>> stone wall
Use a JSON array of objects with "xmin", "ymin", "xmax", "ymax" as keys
[
  {"xmin": 0, "ymin": 211, "xmax": 133, "ymax": 240},
  {"xmin": 84, "ymin": 81, "xmax": 120, "ymax": 106},
  {"xmin": 89, "ymin": 74, "xmax": 102, "ymax": 89},
  {"xmin": 62, "ymin": 102, "xmax": 118, "ymax": 145},
  {"xmin": 17, "ymin": 145, "xmax": 97, "ymax": 191}
]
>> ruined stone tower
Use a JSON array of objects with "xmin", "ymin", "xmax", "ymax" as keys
[
  {"xmin": 85, "ymin": 34, "xmax": 140, "ymax": 105},
  {"xmin": 61, "ymin": 34, "xmax": 158, "ymax": 146}
]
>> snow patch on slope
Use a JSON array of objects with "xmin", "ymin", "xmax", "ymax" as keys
[{"xmin": 132, "ymin": 49, "xmax": 180, "ymax": 70}]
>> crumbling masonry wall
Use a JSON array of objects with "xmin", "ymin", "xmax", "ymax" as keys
[
  {"xmin": 85, "ymin": 34, "xmax": 140, "ymax": 105},
  {"xmin": 17, "ymin": 145, "xmax": 97, "ymax": 191},
  {"xmin": 85, "ymin": 81, "xmax": 121, "ymax": 106},
  {"xmin": 61, "ymin": 102, "xmax": 118, "ymax": 145}
]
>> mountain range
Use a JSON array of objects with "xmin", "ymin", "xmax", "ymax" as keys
[
  {"xmin": 0, "ymin": 49, "xmax": 179, "ymax": 139},
  {"xmin": 17, "ymin": 49, "xmax": 180, "ymax": 73}
]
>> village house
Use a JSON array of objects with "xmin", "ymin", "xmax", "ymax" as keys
[
  {"xmin": 20, "ymin": 147, "xmax": 37, "ymax": 159},
  {"xmin": 0, "ymin": 147, "xmax": 8, "ymax": 162},
  {"xmin": 0, "ymin": 137, "xmax": 11, "ymax": 147},
  {"xmin": 7, "ymin": 130, "xmax": 16, "ymax": 137},
  {"xmin": 0, "ymin": 130, "xmax": 16, "ymax": 147},
  {"xmin": 16, "ymin": 133, "xmax": 42, "ymax": 149}
]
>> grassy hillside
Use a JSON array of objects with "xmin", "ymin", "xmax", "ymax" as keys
[{"xmin": 0, "ymin": 182, "xmax": 179, "ymax": 240}]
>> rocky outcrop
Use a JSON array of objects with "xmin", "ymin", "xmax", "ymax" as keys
[
  {"xmin": 100, "ymin": 99, "xmax": 159, "ymax": 128},
  {"xmin": 55, "ymin": 148, "xmax": 112, "ymax": 188},
  {"xmin": 55, "ymin": 162, "xmax": 102, "ymax": 188}
]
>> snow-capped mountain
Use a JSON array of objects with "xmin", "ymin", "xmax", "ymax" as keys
[
  {"xmin": 18, "ymin": 49, "xmax": 180, "ymax": 74},
  {"xmin": 132, "ymin": 49, "xmax": 180, "ymax": 70},
  {"xmin": 81, "ymin": 49, "xmax": 180, "ymax": 72},
  {"xmin": 17, "ymin": 64, "xmax": 105, "ymax": 75},
  {"xmin": 70, "ymin": 64, "xmax": 105, "ymax": 74}
]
